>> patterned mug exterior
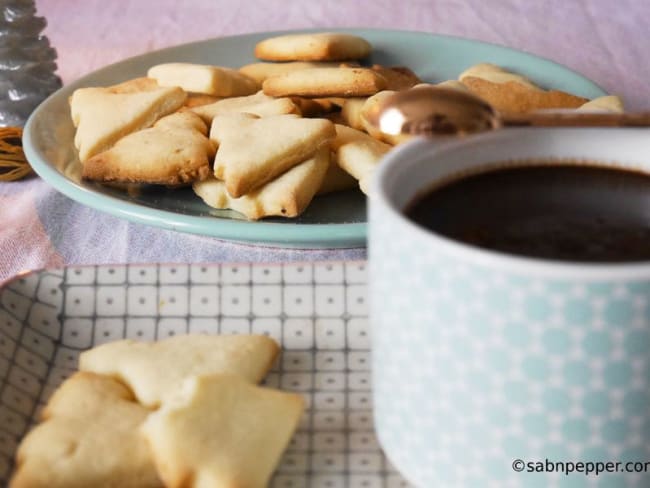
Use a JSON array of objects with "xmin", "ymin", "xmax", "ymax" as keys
[{"xmin": 369, "ymin": 129, "xmax": 650, "ymax": 488}]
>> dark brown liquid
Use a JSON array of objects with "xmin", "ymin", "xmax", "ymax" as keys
[{"xmin": 406, "ymin": 164, "xmax": 650, "ymax": 263}]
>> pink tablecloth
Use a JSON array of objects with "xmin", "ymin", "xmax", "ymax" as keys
[{"xmin": 2, "ymin": 0, "xmax": 649, "ymax": 282}]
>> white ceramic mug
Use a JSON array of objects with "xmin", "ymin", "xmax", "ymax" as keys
[{"xmin": 369, "ymin": 128, "xmax": 650, "ymax": 488}]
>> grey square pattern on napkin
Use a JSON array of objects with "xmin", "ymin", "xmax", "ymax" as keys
[{"xmin": 0, "ymin": 262, "xmax": 411, "ymax": 487}]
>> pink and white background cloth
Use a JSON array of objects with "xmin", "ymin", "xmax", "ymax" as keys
[{"xmin": 1, "ymin": 0, "xmax": 649, "ymax": 282}]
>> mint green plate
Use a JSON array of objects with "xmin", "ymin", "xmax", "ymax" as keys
[{"xmin": 23, "ymin": 28, "xmax": 606, "ymax": 248}]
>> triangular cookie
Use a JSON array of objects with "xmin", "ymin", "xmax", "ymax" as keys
[
  {"xmin": 211, "ymin": 114, "xmax": 335, "ymax": 197},
  {"xmin": 78, "ymin": 334, "xmax": 279, "ymax": 408},
  {"xmin": 208, "ymin": 112, "xmax": 259, "ymax": 148},
  {"xmin": 193, "ymin": 145, "xmax": 330, "ymax": 220},
  {"xmin": 141, "ymin": 374, "xmax": 304, "ymax": 488},
  {"xmin": 70, "ymin": 83, "xmax": 186, "ymax": 162},
  {"xmin": 11, "ymin": 372, "xmax": 162, "ymax": 488},
  {"xmin": 191, "ymin": 90, "xmax": 299, "ymax": 124},
  {"xmin": 333, "ymin": 124, "xmax": 391, "ymax": 195},
  {"xmin": 81, "ymin": 111, "xmax": 215, "ymax": 185}
]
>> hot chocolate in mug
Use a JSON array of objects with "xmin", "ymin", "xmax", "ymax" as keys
[{"xmin": 369, "ymin": 128, "xmax": 650, "ymax": 488}]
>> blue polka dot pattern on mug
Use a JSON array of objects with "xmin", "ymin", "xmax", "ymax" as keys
[{"xmin": 370, "ymin": 192, "xmax": 650, "ymax": 488}]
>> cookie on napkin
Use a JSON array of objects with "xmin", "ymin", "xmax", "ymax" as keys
[
  {"xmin": 79, "ymin": 333, "xmax": 280, "ymax": 408},
  {"xmin": 141, "ymin": 374, "xmax": 304, "ymax": 488},
  {"xmin": 11, "ymin": 372, "xmax": 162, "ymax": 488}
]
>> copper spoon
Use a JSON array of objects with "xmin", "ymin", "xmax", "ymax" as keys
[{"xmin": 364, "ymin": 86, "xmax": 650, "ymax": 137}]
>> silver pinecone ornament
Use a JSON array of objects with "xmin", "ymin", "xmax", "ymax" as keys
[{"xmin": 0, "ymin": 0, "xmax": 61, "ymax": 127}]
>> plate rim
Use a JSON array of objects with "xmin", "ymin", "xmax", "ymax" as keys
[{"xmin": 23, "ymin": 28, "xmax": 607, "ymax": 249}]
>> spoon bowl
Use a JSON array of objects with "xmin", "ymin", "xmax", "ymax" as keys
[{"xmin": 366, "ymin": 86, "xmax": 650, "ymax": 138}]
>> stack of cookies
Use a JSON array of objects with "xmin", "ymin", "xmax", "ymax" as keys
[
  {"xmin": 10, "ymin": 334, "xmax": 304, "ymax": 488},
  {"xmin": 69, "ymin": 32, "xmax": 623, "ymax": 221}
]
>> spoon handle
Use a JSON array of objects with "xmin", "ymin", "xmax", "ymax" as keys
[{"xmin": 502, "ymin": 112, "xmax": 650, "ymax": 128}]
